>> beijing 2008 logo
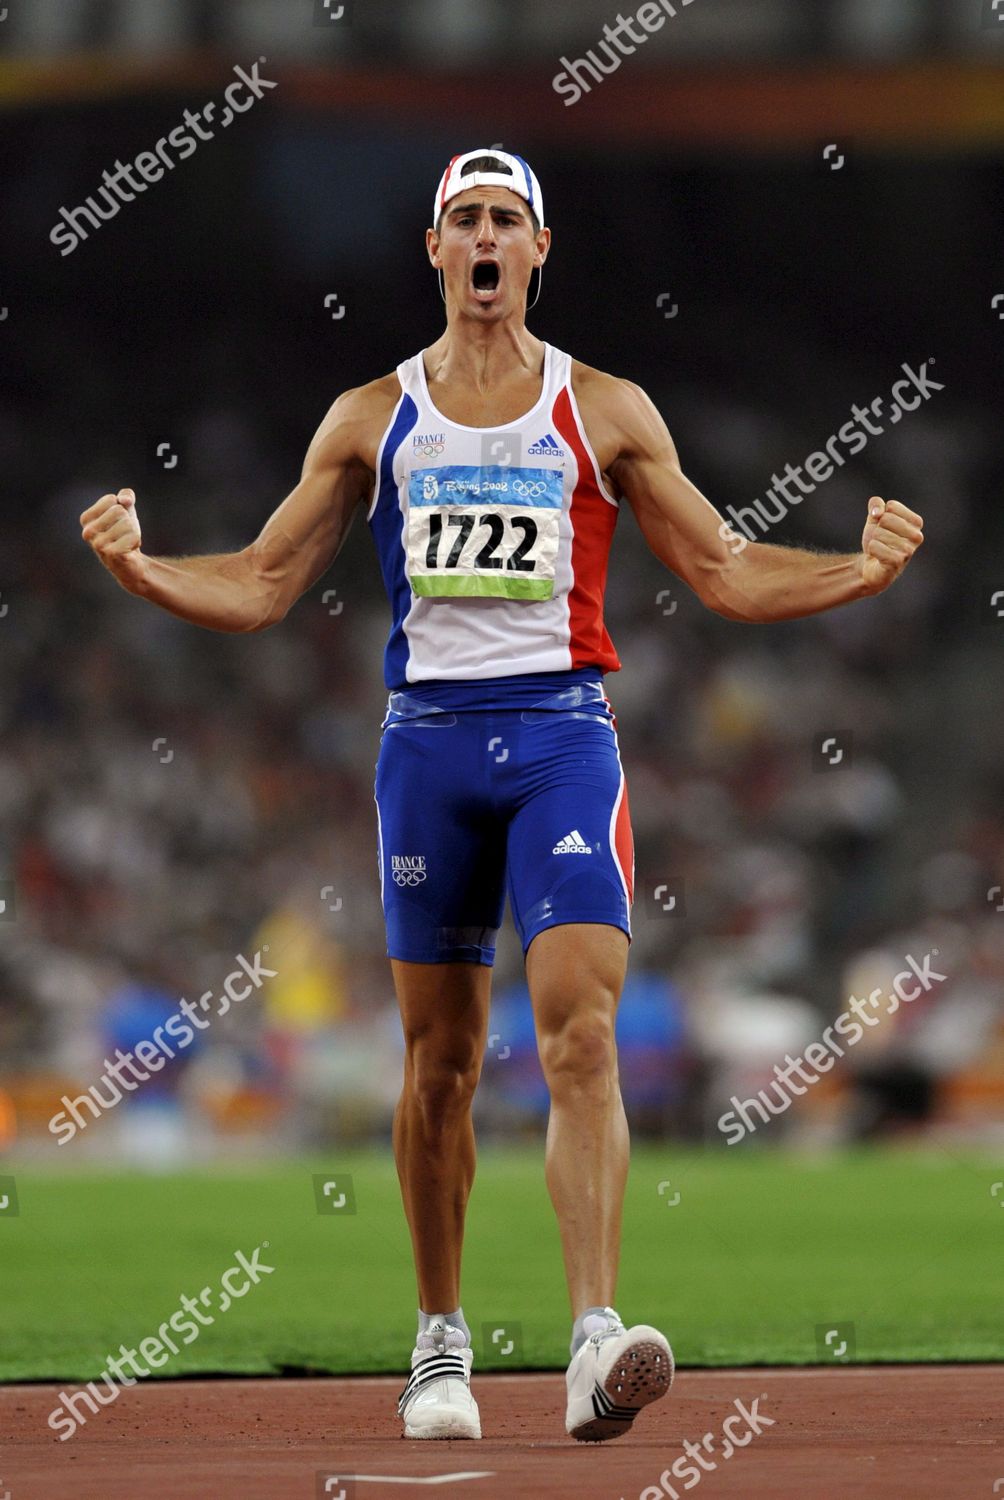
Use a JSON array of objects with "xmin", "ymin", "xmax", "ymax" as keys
[{"xmin": 392, "ymin": 854, "xmax": 427, "ymax": 886}]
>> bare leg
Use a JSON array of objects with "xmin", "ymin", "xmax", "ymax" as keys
[
  {"xmin": 527, "ymin": 923, "xmax": 630, "ymax": 1320},
  {"xmin": 391, "ymin": 958, "xmax": 492, "ymax": 1313}
]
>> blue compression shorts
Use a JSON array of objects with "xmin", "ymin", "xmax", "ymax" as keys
[{"xmin": 373, "ymin": 670, "xmax": 635, "ymax": 966}]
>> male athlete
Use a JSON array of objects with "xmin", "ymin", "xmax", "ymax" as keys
[{"xmin": 81, "ymin": 149, "xmax": 924, "ymax": 1443}]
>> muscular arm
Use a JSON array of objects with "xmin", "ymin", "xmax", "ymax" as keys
[
  {"xmin": 81, "ymin": 386, "xmax": 381, "ymax": 633},
  {"xmin": 593, "ymin": 377, "xmax": 923, "ymax": 623}
]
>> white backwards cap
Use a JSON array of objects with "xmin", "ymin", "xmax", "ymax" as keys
[{"xmin": 433, "ymin": 148, "xmax": 544, "ymax": 229}]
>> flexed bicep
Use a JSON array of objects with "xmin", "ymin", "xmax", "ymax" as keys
[
  {"xmin": 607, "ymin": 379, "xmax": 737, "ymax": 600},
  {"xmin": 249, "ymin": 388, "xmax": 380, "ymax": 623}
]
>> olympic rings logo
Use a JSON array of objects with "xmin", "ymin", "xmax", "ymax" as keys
[
  {"xmin": 393, "ymin": 869, "xmax": 427, "ymax": 886},
  {"xmin": 513, "ymin": 480, "xmax": 547, "ymax": 498}
]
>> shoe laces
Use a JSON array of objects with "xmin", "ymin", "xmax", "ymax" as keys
[
  {"xmin": 586, "ymin": 1308, "xmax": 626, "ymax": 1349},
  {"xmin": 416, "ymin": 1321, "xmax": 468, "ymax": 1356}
]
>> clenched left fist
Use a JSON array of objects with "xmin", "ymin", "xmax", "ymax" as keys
[{"xmin": 859, "ymin": 496, "xmax": 924, "ymax": 593}]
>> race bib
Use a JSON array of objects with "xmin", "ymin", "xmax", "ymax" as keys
[{"xmin": 406, "ymin": 465, "xmax": 563, "ymax": 600}]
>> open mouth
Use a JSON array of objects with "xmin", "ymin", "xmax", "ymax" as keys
[{"xmin": 471, "ymin": 259, "xmax": 501, "ymax": 299}]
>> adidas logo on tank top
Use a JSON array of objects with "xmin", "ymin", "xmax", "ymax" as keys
[{"xmin": 367, "ymin": 342, "xmax": 622, "ymax": 687}]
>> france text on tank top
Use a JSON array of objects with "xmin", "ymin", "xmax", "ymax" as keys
[{"xmin": 366, "ymin": 342, "xmax": 622, "ymax": 690}]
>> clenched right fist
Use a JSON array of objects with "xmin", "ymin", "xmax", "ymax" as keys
[{"xmin": 80, "ymin": 488, "xmax": 148, "ymax": 593}]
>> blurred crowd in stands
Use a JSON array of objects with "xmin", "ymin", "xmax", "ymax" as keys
[
  {"xmin": 3, "ymin": 354, "xmax": 1002, "ymax": 1161},
  {"xmin": 2, "ymin": 117, "xmax": 1003, "ymax": 1160}
]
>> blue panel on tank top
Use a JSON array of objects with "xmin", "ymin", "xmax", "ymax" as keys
[{"xmin": 368, "ymin": 393, "xmax": 419, "ymax": 690}]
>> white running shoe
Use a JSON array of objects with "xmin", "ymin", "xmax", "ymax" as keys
[
  {"xmin": 565, "ymin": 1308, "xmax": 674, "ymax": 1442},
  {"xmin": 398, "ymin": 1321, "xmax": 482, "ymax": 1440}
]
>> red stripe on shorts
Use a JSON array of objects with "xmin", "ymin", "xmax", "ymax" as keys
[{"xmin": 613, "ymin": 769, "xmax": 635, "ymax": 906}]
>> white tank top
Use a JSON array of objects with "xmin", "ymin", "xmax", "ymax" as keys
[{"xmin": 366, "ymin": 341, "xmax": 623, "ymax": 689}]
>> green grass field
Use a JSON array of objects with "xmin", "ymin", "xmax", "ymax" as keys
[{"xmin": 0, "ymin": 1146, "xmax": 1000, "ymax": 1382}]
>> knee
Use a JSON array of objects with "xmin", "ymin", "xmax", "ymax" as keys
[
  {"xmin": 538, "ymin": 1009, "xmax": 618, "ymax": 1100},
  {"xmin": 405, "ymin": 1040, "xmax": 480, "ymax": 1127}
]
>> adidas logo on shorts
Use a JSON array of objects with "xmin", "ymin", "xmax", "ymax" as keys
[{"xmin": 552, "ymin": 829, "xmax": 593, "ymax": 855}]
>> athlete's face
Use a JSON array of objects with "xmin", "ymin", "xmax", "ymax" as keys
[{"xmin": 427, "ymin": 186, "xmax": 549, "ymax": 318}]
